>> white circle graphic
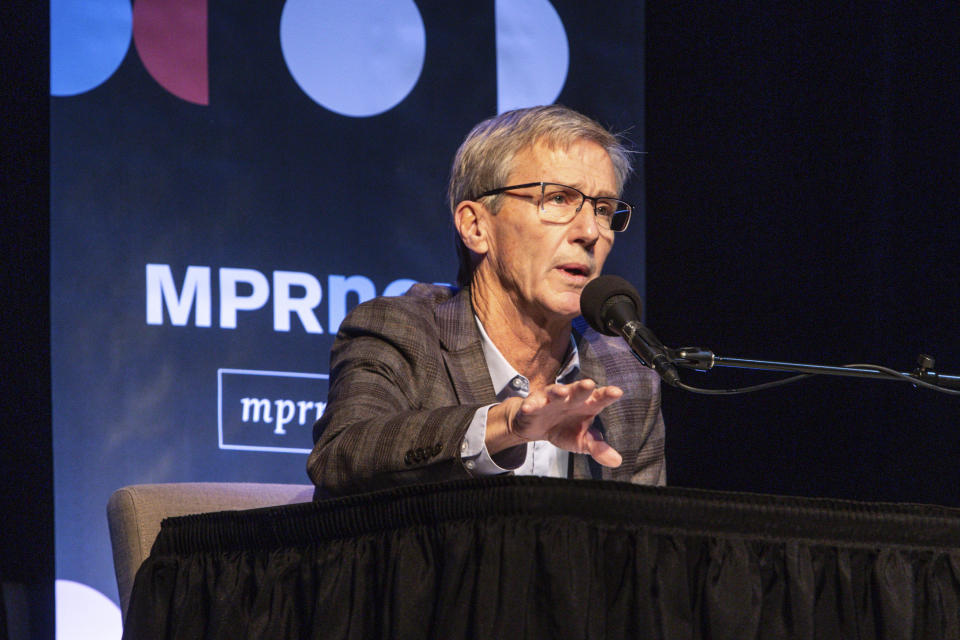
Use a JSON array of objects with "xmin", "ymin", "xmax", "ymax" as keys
[
  {"xmin": 55, "ymin": 579, "xmax": 123, "ymax": 640},
  {"xmin": 280, "ymin": 0, "xmax": 426, "ymax": 117},
  {"xmin": 495, "ymin": 0, "xmax": 569, "ymax": 113}
]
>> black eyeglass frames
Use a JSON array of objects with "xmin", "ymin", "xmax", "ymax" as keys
[{"xmin": 475, "ymin": 182, "xmax": 631, "ymax": 232}]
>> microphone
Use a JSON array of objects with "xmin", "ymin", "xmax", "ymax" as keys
[{"xmin": 580, "ymin": 275, "xmax": 680, "ymax": 387}]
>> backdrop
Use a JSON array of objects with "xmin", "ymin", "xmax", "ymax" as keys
[{"xmin": 49, "ymin": 1, "xmax": 646, "ymax": 636}]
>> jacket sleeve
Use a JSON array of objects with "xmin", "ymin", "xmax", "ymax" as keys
[{"xmin": 307, "ymin": 295, "xmax": 483, "ymax": 496}]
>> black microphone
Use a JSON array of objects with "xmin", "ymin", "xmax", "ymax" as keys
[{"xmin": 580, "ymin": 275, "xmax": 680, "ymax": 387}]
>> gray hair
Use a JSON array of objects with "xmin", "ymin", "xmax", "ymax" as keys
[{"xmin": 447, "ymin": 105, "xmax": 633, "ymax": 287}]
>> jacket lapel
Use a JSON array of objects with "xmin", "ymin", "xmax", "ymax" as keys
[
  {"xmin": 574, "ymin": 320, "xmax": 607, "ymax": 388},
  {"xmin": 436, "ymin": 288, "xmax": 497, "ymax": 406}
]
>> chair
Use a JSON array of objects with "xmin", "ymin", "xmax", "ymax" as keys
[{"xmin": 107, "ymin": 482, "xmax": 315, "ymax": 621}]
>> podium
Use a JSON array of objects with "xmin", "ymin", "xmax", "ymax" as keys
[{"xmin": 123, "ymin": 476, "xmax": 960, "ymax": 639}]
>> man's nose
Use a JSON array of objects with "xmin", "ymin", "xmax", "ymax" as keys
[{"xmin": 568, "ymin": 200, "xmax": 601, "ymax": 243}]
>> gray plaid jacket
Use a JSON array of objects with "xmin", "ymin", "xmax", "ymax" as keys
[{"xmin": 308, "ymin": 284, "xmax": 666, "ymax": 496}]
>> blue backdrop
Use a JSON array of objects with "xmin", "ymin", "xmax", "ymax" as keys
[{"xmin": 49, "ymin": 1, "xmax": 646, "ymax": 635}]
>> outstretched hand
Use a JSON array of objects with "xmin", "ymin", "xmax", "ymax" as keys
[{"xmin": 488, "ymin": 379, "xmax": 623, "ymax": 467}]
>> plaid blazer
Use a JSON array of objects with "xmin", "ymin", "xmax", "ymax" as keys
[{"xmin": 308, "ymin": 284, "xmax": 666, "ymax": 496}]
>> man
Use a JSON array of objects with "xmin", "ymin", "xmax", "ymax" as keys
[{"xmin": 308, "ymin": 105, "xmax": 665, "ymax": 496}]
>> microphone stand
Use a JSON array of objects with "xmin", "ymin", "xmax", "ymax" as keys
[{"xmin": 668, "ymin": 348, "xmax": 960, "ymax": 391}]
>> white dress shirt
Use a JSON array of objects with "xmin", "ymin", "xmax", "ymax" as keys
[{"xmin": 460, "ymin": 317, "xmax": 580, "ymax": 478}]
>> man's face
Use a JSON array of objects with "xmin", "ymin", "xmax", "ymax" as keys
[{"xmin": 480, "ymin": 137, "xmax": 617, "ymax": 323}]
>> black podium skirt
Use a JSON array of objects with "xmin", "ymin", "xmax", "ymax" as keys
[{"xmin": 124, "ymin": 477, "xmax": 960, "ymax": 639}]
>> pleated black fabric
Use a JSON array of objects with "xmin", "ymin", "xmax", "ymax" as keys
[{"xmin": 123, "ymin": 477, "xmax": 960, "ymax": 639}]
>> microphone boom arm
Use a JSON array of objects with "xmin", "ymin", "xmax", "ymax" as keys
[{"xmin": 670, "ymin": 348, "xmax": 960, "ymax": 391}]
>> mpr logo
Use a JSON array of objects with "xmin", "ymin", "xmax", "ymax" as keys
[{"xmin": 218, "ymin": 368, "xmax": 328, "ymax": 454}]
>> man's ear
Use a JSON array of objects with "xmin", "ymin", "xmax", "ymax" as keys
[{"xmin": 454, "ymin": 201, "xmax": 489, "ymax": 256}]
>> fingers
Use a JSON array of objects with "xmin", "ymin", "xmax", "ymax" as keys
[
  {"xmin": 546, "ymin": 379, "xmax": 594, "ymax": 407},
  {"xmin": 512, "ymin": 379, "xmax": 625, "ymax": 447},
  {"xmin": 592, "ymin": 383, "xmax": 623, "ymax": 405},
  {"xmin": 544, "ymin": 380, "xmax": 622, "ymax": 410},
  {"xmin": 545, "ymin": 377, "xmax": 593, "ymax": 397},
  {"xmin": 584, "ymin": 426, "xmax": 622, "ymax": 468},
  {"xmin": 522, "ymin": 381, "xmax": 623, "ymax": 424}
]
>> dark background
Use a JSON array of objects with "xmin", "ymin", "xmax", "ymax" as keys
[
  {"xmin": 5, "ymin": 3, "xmax": 960, "ymax": 637},
  {"xmin": 646, "ymin": 4, "xmax": 960, "ymax": 505},
  {"xmin": 3, "ymin": 2, "xmax": 53, "ymax": 638}
]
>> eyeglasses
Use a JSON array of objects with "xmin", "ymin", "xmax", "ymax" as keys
[{"xmin": 475, "ymin": 182, "xmax": 632, "ymax": 232}]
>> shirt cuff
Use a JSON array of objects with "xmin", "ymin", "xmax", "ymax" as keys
[{"xmin": 461, "ymin": 404, "xmax": 526, "ymax": 475}]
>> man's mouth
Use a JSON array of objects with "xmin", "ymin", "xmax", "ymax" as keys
[{"xmin": 556, "ymin": 264, "xmax": 591, "ymax": 279}]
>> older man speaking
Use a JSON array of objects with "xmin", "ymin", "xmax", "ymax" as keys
[{"xmin": 308, "ymin": 105, "xmax": 665, "ymax": 496}]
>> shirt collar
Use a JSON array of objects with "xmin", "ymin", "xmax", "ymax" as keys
[{"xmin": 474, "ymin": 316, "xmax": 580, "ymax": 399}]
